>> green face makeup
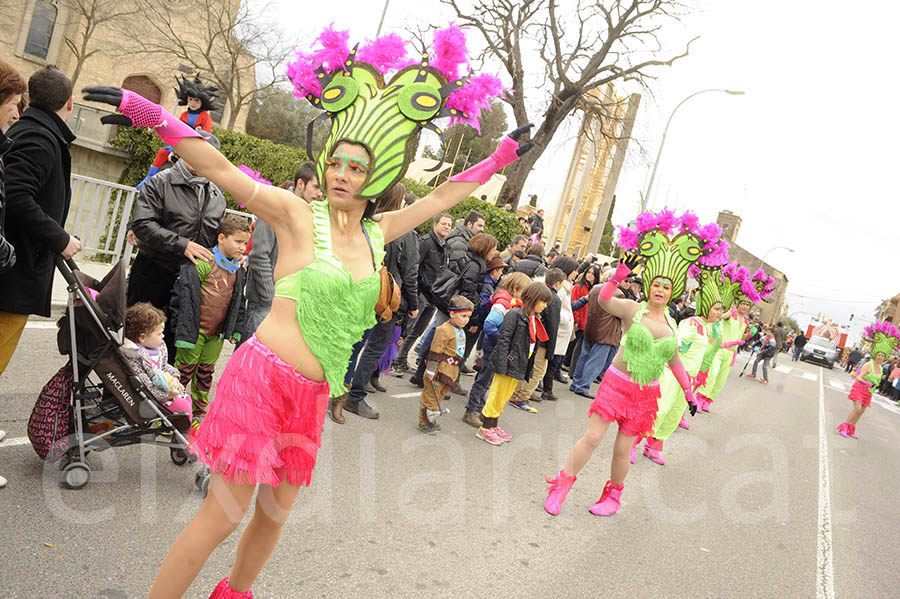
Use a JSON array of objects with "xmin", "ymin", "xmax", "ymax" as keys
[{"xmin": 329, "ymin": 151, "xmax": 370, "ymax": 178}]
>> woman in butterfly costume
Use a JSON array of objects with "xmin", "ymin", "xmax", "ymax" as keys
[
  {"xmin": 543, "ymin": 209, "xmax": 727, "ymax": 517},
  {"xmin": 85, "ymin": 24, "xmax": 532, "ymax": 598},
  {"xmin": 838, "ymin": 321, "xmax": 899, "ymax": 439}
]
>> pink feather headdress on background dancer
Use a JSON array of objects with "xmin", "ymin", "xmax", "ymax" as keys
[{"xmin": 863, "ymin": 320, "xmax": 900, "ymax": 359}]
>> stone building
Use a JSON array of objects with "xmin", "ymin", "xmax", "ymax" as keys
[
  {"xmin": 546, "ymin": 84, "xmax": 641, "ymax": 258},
  {"xmin": 1, "ymin": 0, "xmax": 250, "ymax": 182},
  {"xmin": 716, "ymin": 210, "xmax": 789, "ymax": 323}
]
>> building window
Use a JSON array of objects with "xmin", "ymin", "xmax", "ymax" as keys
[
  {"xmin": 122, "ymin": 76, "xmax": 162, "ymax": 105},
  {"xmin": 24, "ymin": 0, "xmax": 58, "ymax": 60}
]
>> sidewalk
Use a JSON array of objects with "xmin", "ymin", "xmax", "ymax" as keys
[{"xmin": 33, "ymin": 258, "xmax": 116, "ymax": 321}]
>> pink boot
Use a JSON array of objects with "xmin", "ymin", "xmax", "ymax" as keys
[
  {"xmin": 678, "ymin": 418, "xmax": 690, "ymax": 430},
  {"xmin": 836, "ymin": 422, "xmax": 850, "ymax": 438},
  {"xmin": 643, "ymin": 438, "xmax": 666, "ymax": 465},
  {"xmin": 543, "ymin": 470, "xmax": 577, "ymax": 516},
  {"xmin": 701, "ymin": 398, "xmax": 711, "ymax": 412},
  {"xmin": 589, "ymin": 480, "xmax": 623, "ymax": 516},
  {"xmin": 848, "ymin": 423, "xmax": 859, "ymax": 439},
  {"xmin": 209, "ymin": 578, "xmax": 253, "ymax": 598},
  {"xmin": 629, "ymin": 436, "xmax": 643, "ymax": 464}
]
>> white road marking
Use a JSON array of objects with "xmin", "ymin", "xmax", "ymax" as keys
[
  {"xmin": 391, "ymin": 392, "xmax": 422, "ymax": 399},
  {"xmin": 24, "ymin": 321, "xmax": 57, "ymax": 330},
  {"xmin": 802, "ymin": 372, "xmax": 818, "ymax": 382},
  {"xmin": 828, "ymin": 379, "xmax": 846, "ymax": 392},
  {"xmin": 0, "ymin": 436, "xmax": 31, "ymax": 449},
  {"xmin": 871, "ymin": 395, "xmax": 900, "ymax": 415},
  {"xmin": 775, "ymin": 365, "xmax": 793, "ymax": 374},
  {"xmin": 816, "ymin": 368, "xmax": 836, "ymax": 599}
]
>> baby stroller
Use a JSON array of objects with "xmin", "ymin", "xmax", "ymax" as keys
[{"xmin": 27, "ymin": 257, "xmax": 192, "ymax": 490}]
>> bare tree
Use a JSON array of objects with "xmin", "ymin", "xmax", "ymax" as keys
[
  {"xmin": 123, "ymin": 0, "xmax": 291, "ymax": 129},
  {"xmin": 442, "ymin": 0, "xmax": 696, "ymax": 208}
]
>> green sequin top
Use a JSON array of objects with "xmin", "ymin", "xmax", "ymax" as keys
[
  {"xmin": 273, "ymin": 200, "xmax": 385, "ymax": 397},
  {"xmin": 620, "ymin": 302, "xmax": 678, "ymax": 387},
  {"xmin": 861, "ymin": 366, "xmax": 882, "ymax": 387}
]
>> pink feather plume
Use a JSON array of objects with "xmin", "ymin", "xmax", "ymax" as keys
[
  {"xmin": 680, "ymin": 211, "xmax": 700, "ymax": 236},
  {"xmin": 445, "ymin": 73, "xmax": 504, "ymax": 131},
  {"xmin": 431, "ymin": 24, "xmax": 470, "ymax": 82},
  {"xmin": 617, "ymin": 226, "xmax": 639, "ymax": 251},
  {"xmin": 286, "ymin": 25, "xmax": 351, "ymax": 99},
  {"xmin": 357, "ymin": 33, "xmax": 410, "ymax": 74}
]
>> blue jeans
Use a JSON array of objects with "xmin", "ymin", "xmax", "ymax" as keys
[
  {"xmin": 466, "ymin": 351, "xmax": 495, "ymax": 413},
  {"xmin": 792, "ymin": 344, "xmax": 802, "ymax": 361},
  {"xmin": 416, "ymin": 310, "xmax": 450, "ymax": 362},
  {"xmin": 570, "ymin": 340, "xmax": 617, "ymax": 394},
  {"xmin": 344, "ymin": 328, "xmax": 373, "ymax": 386}
]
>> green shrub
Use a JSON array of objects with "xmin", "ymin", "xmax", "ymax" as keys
[{"xmin": 110, "ymin": 127, "xmax": 309, "ymax": 212}]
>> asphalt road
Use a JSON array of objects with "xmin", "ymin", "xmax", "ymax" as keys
[{"xmin": 1, "ymin": 323, "xmax": 898, "ymax": 599}]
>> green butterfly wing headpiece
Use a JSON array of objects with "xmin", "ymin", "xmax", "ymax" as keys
[
  {"xmin": 864, "ymin": 321, "xmax": 900, "ymax": 360},
  {"xmin": 287, "ymin": 26, "xmax": 504, "ymax": 201}
]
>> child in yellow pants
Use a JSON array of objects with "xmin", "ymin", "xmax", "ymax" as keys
[{"xmin": 477, "ymin": 282, "xmax": 552, "ymax": 446}]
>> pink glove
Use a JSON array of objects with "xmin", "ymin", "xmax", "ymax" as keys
[
  {"xmin": 118, "ymin": 90, "xmax": 204, "ymax": 146},
  {"xmin": 722, "ymin": 340, "xmax": 744, "ymax": 349},
  {"xmin": 449, "ymin": 125, "xmax": 534, "ymax": 184},
  {"xmin": 599, "ymin": 262, "xmax": 632, "ymax": 301},
  {"xmin": 672, "ymin": 363, "xmax": 699, "ymax": 415},
  {"xmin": 692, "ymin": 370, "xmax": 709, "ymax": 391}
]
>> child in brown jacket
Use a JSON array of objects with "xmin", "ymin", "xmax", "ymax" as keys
[{"xmin": 419, "ymin": 295, "xmax": 474, "ymax": 433}]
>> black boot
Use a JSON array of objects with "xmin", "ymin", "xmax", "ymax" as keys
[
  {"xmin": 542, "ymin": 376, "xmax": 558, "ymax": 401},
  {"xmin": 410, "ymin": 360, "xmax": 426, "ymax": 388}
]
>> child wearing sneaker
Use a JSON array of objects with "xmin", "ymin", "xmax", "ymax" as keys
[
  {"xmin": 419, "ymin": 295, "xmax": 474, "ymax": 433},
  {"xmin": 121, "ymin": 303, "xmax": 192, "ymax": 418},
  {"xmin": 171, "ymin": 214, "xmax": 250, "ymax": 426},
  {"xmin": 477, "ymin": 282, "xmax": 553, "ymax": 445}
]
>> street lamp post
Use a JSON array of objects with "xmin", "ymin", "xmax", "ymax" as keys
[
  {"xmin": 758, "ymin": 246, "xmax": 794, "ymax": 272},
  {"xmin": 375, "ymin": 0, "xmax": 391, "ymax": 36},
  {"xmin": 641, "ymin": 89, "xmax": 745, "ymax": 213}
]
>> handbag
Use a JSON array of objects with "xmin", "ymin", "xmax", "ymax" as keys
[{"xmin": 362, "ymin": 223, "xmax": 400, "ymax": 323}]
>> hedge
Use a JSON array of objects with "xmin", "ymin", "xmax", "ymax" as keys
[{"xmin": 110, "ymin": 129, "xmax": 519, "ymax": 247}]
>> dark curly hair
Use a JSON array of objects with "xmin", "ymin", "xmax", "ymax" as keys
[{"xmin": 124, "ymin": 302, "xmax": 166, "ymax": 342}]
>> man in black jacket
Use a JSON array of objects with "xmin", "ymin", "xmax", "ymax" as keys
[
  {"xmin": 339, "ymin": 213, "xmax": 420, "ymax": 422},
  {"xmin": 0, "ymin": 67, "xmax": 81, "ymax": 376},
  {"xmin": 792, "ymin": 332, "xmax": 807, "ymax": 362},
  {"xmin": 128, "ymin": 133, "xmax": 226, "ymax": 360},
  {"xmin": 510, "ymin": 242, "xmax": 547, "ymax": 278},
  {"xmin": 444, "ymin": 210, "xmax": 484, "ymax": 263},
  {"xmin": 394, "ymin": 212, "xmax": 451, "ymax": 370}
]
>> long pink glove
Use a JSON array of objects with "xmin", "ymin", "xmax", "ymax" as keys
[
  {"xmin": 599, "ymin": 262, "xmax": 631, "ymax": 301},
  {"xmin": 449, "ymin": 124, "xmax": 534, "ymax": 184},
  {"xmin": 672, "ymin": 363, "xmax": 699, "ymax": 416},
  {"xmin": 692, "ymin": 370, "xmax": 709, "ymax": 391},
  {"xmin": 722, "ymin": 340, "xmax": 744, "ymax": 349},
  {"xmin": 82, "ymin": 87, "xmax": 205, "ymax": 147}
]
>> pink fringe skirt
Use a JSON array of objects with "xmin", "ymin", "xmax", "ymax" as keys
[
  {"xmin": 588, "ymin": 365, "xmax": 661, "ymax": 438},
  {"xmin": 191, "ymin": 335, "xmax": 330, "ymax": 487},
  {"xmin": 848, "ymin": 380, "xmax": 872, "ymax": 408}
]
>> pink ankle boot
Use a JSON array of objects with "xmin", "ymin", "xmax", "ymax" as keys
[
  {"xmin": 209, "ymin": 578, "xmax": 253, "ymax": 598},
  {"xmin": 643, "ymin": 438, "xmax": 666, "ymax": 465},
  {"xmin": 678, "ymin": 417, "xmax": 690, "ymax": 430},
  {"xmin": 701, "ymin": 398, "xmax": 711, "ymax": 412},
  {"xmin": 544, "ymin": 470, "xmax": 577, "ymax": 516},
  {"xmin": 589, "ymin": 480, "xmax": 623, "ymax": 516},
  {"xmin": 837, "ymin": 422, "xmax": 850, "ymax": 438},
  {"xmin": 629, "ymin": 436, "xmax": 643, "ymax": 464},
  {"xmin": 848, "ymin": 423, "xmax": 859, "ymax": 439}
]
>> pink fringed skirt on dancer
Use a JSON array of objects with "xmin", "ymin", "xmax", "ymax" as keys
[
  {"xmin": 848, "ymin": 380, "xmax": 872, "ymax": 408},
  {"xmin": 588, "ymin": 365, "xmax": 660, "ymax": 438},
  {"xmin": 191, "ymin": 335, "xmax": 330, "ymax": 487}
]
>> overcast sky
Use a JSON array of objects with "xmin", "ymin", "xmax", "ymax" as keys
[{"xmin": 271, "ymin": 0, "xmax": 895, "ymax": 342}]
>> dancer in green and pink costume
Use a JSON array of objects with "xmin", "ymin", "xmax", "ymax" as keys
[
  {"xmin": 837, "ymin": 321, "xmax": 899, "ymax": 439},
  {"xmin": 635, "ymin": 259, "xmax": 730, "ymax": 465},
  {"xmin": 543, "ymin": 209, "xmax": 727, "ymax": 517},
  {"xmin": 695, "ymin": 263, "xmax": 775, "ymax": 411},
  {"xmin": 86, "ymin": 24, "xmax": 526, "ymax": 599}
]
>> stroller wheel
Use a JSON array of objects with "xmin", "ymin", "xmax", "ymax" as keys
[
  {"xmin": 62, "ymin": 462, "xmax": 91, "ymax": 490},
  {"xmin": 195, "ymin": 467, "xmax": 211, "ymax": 498},
  {"xmin": 170, "ymin": 447, "xmax": 189, "ymax": 466}
]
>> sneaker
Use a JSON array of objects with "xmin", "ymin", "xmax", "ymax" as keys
[
  {"xmin": 409, "ymin": 375, "xmax": 424, "ymax": 388},
  {"xmin": 0, "ymin": 474, "xmax": 6, "ymax": 489},
  {"xmin": 510, "ymin": 400, "xmax": 537, "ymax": 413},
  {"xmin": 459, "ymin": 363, "xmax": 474, "ymax": 376},
  {"xmin": 746, "ymin": 374, "xmax": 756, "ymax": 380},
  {"xmin": 418, "ymin": 423, "xmax": 438, "ymax": 435},
  {"xmin": 476, "ymin": 426, "xmax": 504, "ymax": 445},
  {"xmin": 392, "ymin": 361, "xmax": 410, "ymax": 372},
  {"xmin": 493, "ymin": 427, "xmax": 512, "ymax": 442},
  {"xmin": 452, "ymin": 384, "xmax": 469, "ymax": 396},
  {"xmin": 344, "ymin": 400, "xmax": 380, "ymax": 419},
  {"xmin": 760, "ymin": 379, "xmax": 769, "ymax": 385},
  {"xmin": 530, "ymin": 392, "xmax": 543, "ymax": 402},
  {"xmin": 462, "ymin": 411, "xmax": 482, "ymax": 428}
]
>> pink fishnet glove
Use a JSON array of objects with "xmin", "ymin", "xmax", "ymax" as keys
[
  {"xmin": 449, "ymin": 124, "xmax": 534, "ymax": 184},
  {"xmin": 119, "ymin": 90, "xmax": 204, "ymax": 147}
]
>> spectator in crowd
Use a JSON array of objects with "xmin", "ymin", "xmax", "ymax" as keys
[
  {"xmin": 669, "ymin": 295, "xmax": 686, "ymax": 323},
  {"xmin": 444, "ymin": 210, "xmax": 484, "ymax": 263},
  {"xmin": 792, "ymin": 331, "xmax": 807, "ymax": 361},
  {"xmin": 569, "ymin": 271, "xmax": 624, "ymax": 398},
  {"xmin": 337, "ymin": 184, "xmax": 420, "ymax": 423},
  {"xmin": 0, "ymin": 60, "xmax": 28, "ymax": 488},
  {"xmin": 510, "ymin": 242, "xmax": 547, "ymax": 278},
  {"xmin": 518, "ymin": 215, "xmax": 531, "ymax": 236},
  {"xmin": 500, "ymin": 234, "xmax": 529, "ymax": 262},
  {"xmin": 529, "ymin": 208, "xmax": 545, "ymax": 233},
  {"xmin": 243, "ymin": 162, "xmax": 320, "ymax": 344},
  {"xmin": 565, "ymin": 263, "xmax": 600, "ymax": 373},
  {"xmin": 845, "ymin": 347, "xmax": 862, "ymax": 373},
  {"xmin": 508, "ymin": 249, "xmax": 525, "ymax": 269},
  {"xmin": 541, "ymin": 257, "xmax": 579, "ymax": 399},
  {"xmin": 772, "ymin": 321, "xmax": 787, "ymax": 367},
  {"xmin": 748, "ymin": 326, "xmax": 776, "ymax": 384},
  {"xmin": 0, "ymin": 66, "xmax": 80, "ymax": 378},
  {"xmin": 393, "ymin": 212, "xmax": 452, "ymax": 371},
  {"xmin": 128, "ymin": 130, "xmax": 226, "ymax": 361}
]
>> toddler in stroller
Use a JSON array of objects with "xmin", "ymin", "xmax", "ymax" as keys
[{"xmin": 122, "ymin": 303, "xmax": 192, "ymax": 420}]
